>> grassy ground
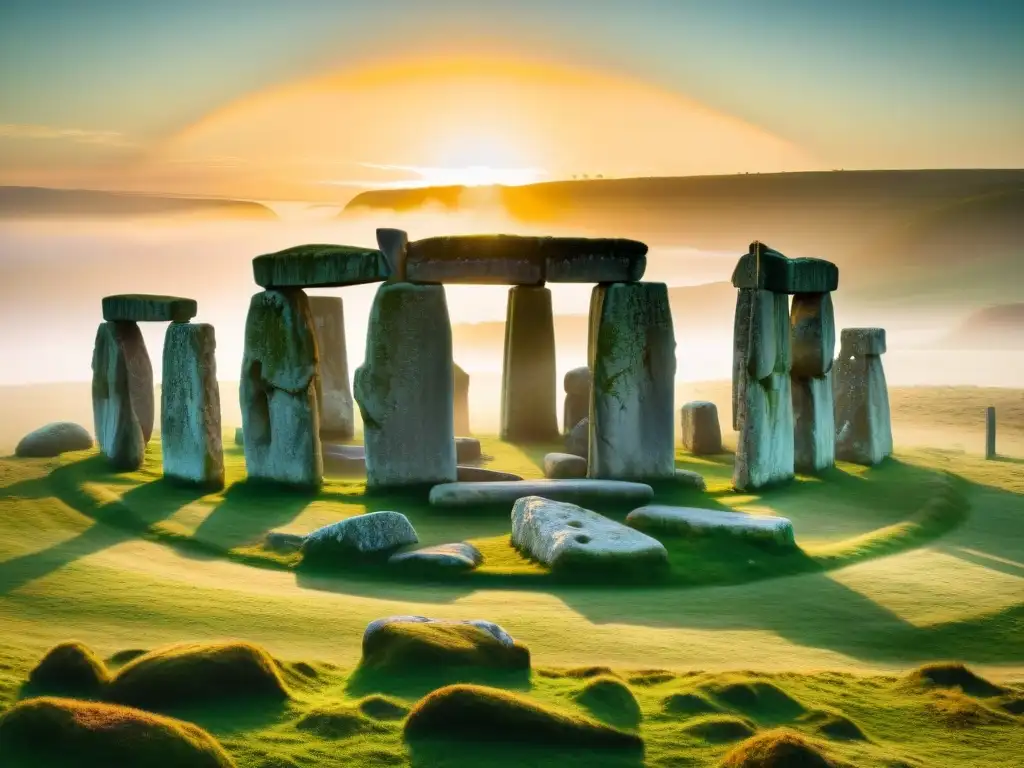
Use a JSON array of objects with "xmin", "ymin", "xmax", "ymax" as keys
[{"xmin": 0, "ymin": 386, "xmax": 1022, "ymax": 765}]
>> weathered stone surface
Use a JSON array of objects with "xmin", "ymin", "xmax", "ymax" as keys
[
  {"xmin": 511, "ymin": 496, "xmax": 668, "ymax": 575},
  {"xmin": 388, "ymin": 542, "xmax": 483, "ymax": 572},
  {"xmin": 308, "ymin": 296, "xmax": 354, "ymax": 440},
  {"xmin": 834, "ymin": 352, "xmax": 892, "ymax": 466},
  {"xmin": 240, "ymin": 289, "xmax": 323, "ymax": 488},
  {"xmin": 405, "ymin": 234, "xmax": 647, "ymax": 285},
  {"xmin": 265, "ymin": 531, "xmax": 305, "ymax": 553},
  {"xmin": 680, "ymin": 401, "xmax": 722, "ymax": 455},
  {"xmin": 455, "ymin": 436, "xmax": 481, "ymax": 463},
  {"xmin": 376, "ymin": 228, "xmax": 408, "ymax": 280},
  {"xmin": 453, "ymin": 363, "xmax": 471, "ymax": 437},
  {"xmin": 731, "ymin": 242, "xmax": 839, "ymax": 294},
  {"xmin": 102, "ymin": 294, "xmax": 198, "ymax": 323},
  {"xmin": 565, "ymin": 417, "xmax": 589, "ymax": 459},
  {"xmin": 303, "ymin": 511, "xmax": 418, "ymax": 561},
  {"xmin": 626, "ymin": 505, "xmax": 795, "ymax": 547},
  {"xmin": 673, "ymin": 468, "xmax": 708, "ymax": 490},
  {"xmin": 733, "ymin": 286, "xmax": 795, "ymax": 491},
  {"xmin": 791, "ymin": 293, "xmax": 835, "ymax": 379},
  {"xmin": 588, "ymin": 282, "xmax": 676, "ymax": 479},
  {"xmin": 793, "ymin": 373, "xmax": 835, "ymax": 473},
  {"xmin": 252, "ymin": 244, "xmax": 390, "ymax": 288},
  {"xmin": 92, "ymin": 321, "xmax": 152, "ymax": 470},
  {"xmin": 501, "ymin": 286, "xmax": 559, "ymax": 442},
  {"xmin": 457, "ymin": 465, "xmax": 523, "ymax": 482},
  {"xmin": 365, "ymin": 615, "xmax": 515, "ymax": 648},
  {"xmin": 564, "ymin": 366, "xmax": 592, "ymax": 396},
  {"xmin": 840, "ymin": 327, "xmax": 887, "ymax": 357},
  {"xmin": 322, "ymin": 443, "xmax": 366, "ymax": 475},
  {"xmin": 543, "ymin": 452, "xmax": 588, "ymax": 479},
  {"xmin": 354, "ymin": 283, "xmax": 457, "ymax": 488},
  {"xmin": 161, "ymin": 322, "xmax": 224, "ymax": 488},
  {"xmin": 429, "ymin": 479, "xmax": 654, "ymax": 508},
  {"xmin": 15, "ymin": 422, "xmax": 92, "ymax": 458},
  {"xmin": 361, "ymin": 616, "xmax": 527, "ymax": 672}
]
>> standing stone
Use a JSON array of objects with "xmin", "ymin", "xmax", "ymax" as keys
[
  {"xmin": 161, "ymin": 322, "xmax": 224, "ymax": 489},
  {"xmin": 500, "ymin": 286, "xmax": 558, "ymax": 442},
  {"xmin": 562, "ymin": 366, "xmax": 591, "ymax": 436},
  {"xmin": 790, "ymin": 291, "xmax": 837, "ymax": 473},
  {"xmin": 453, "ymin": 362, "xmax": 471, "ymax": 436},
  {"xmin": 588, "ymin": 282, "xmax": 676, "ymax": 480},
  {"xmin": 565, "ymin": 417, "xmax": 589, "ymax": 460},
  {"xmin": 354, "ymin": 283, "xmax": 457, "ymax": 489},
  {"xmin": 680, "ymin": 401, "xmax": 722, "ymax": 455},
  {"xmin": 834, "ymin": 328, "xmax": 892, "ymax": 466},
  {"xmin": 308, "ymin": 296, "xmax": 354, "ymax": 441},
  {"xmin": 240, "ymin": 289, "xmax": 323, "ymax": 488},
  {"xmin": 91, "ymin": 321, "xmax": 152, "ymax": 470}
]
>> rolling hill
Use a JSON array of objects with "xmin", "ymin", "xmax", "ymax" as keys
[{"xmin": 0, "ymin": 186, "xmax": 278, "ymax": 220}]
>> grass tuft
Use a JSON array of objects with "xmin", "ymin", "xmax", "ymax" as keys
[
  {"xmin": 926, "ymin": 689, "xmax": 1016, "ymax": 728},
  {"xmin": 797, "ymin": 708, "xmax": 869, "ymax": 741},
  {"xmin": 106, "ymin": 641, "xmax": 289, "ymax": 712},
  {"xmin": 720, "ymin": 727, "xmax": 841, "ymax": 768},
  {"xmin": 25, "ymin": 641, "xmax": 110, "ymax": 697},
  {"xmin": 294, "ymin": 705, "xmax": 387, "ymax": 739},
  {"xmin": 663, "ymin": 691, "xmax": 723, "ymax": 717},
  {"xmin": 358, "ymin": 694, "xmax": 409, "ymax": 721},
  {"xmin": 905, "ymin": 662, "xmax": 1006, "ymax": 697},
  {"xmin": 573, "ymin": 675, "xmax": 642, "ymax": 728},
  {"xmin": 404, "ymin": 683, "xmax": 643, "ymax": 751},
  {"xmin": 563, "ymin": 665, "xmax": 619, "ymax": 679},
  {"xmin": 628, "ymin": 670, "xmax": 676, "ymax": 686},
  {"xmin": 682, "ymin": 713, "xmax": 756, "ymax": 743},
  {"xmin": 702, "ymin": 677, "xmax": 806, "ymax": 723},
  {"xmin": 0, "ymin": 696, "xmax": 234, "ymax": 768}
]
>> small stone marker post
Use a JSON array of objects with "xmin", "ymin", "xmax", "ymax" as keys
[{"xmin": 985, "ymin": 406, "xmax": 996, "ymax": 459}]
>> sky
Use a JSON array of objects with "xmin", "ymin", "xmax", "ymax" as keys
[{"xmin": 1, "ymin": 0, "xmax": 1022, "ymax": 200}]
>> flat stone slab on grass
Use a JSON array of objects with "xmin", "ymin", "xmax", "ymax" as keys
[
  {"xmin": 101, "ymin": 294, "xmax": 198, "ymax": 323},
  {"xmin": 456, "ymin": 465, "xmax": 524, "ymax": 482},
  {"xmin": 388, "ymin": 542, "xmax": 484, "ymax": 572},
  {"xmin": 512, "ymin": 496, "xmax": 668, "ymax": 577},
  {"xmin": 252, "ymin": 243, "xmax": 391, "ymax": 288},
  {"xmin": 302, "ymin": 511, "xmax": 418, "ymax": 561},
  {"xmin": 626, "ymin": 505, "xmax": 795, "ymax": 547},
  {"xmin": 15, "ymin": 422, "xmax": 92, "ymax": 458},
  {"xmin": 429, "ymin": 479, "xmax": 654, "ymax": 508}
]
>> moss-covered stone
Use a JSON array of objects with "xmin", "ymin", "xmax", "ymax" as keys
[
  {"xmin": 26, "ymin": 641, "xmax": 110, "ymax": 696},
  {"xmin": 721, "ymin": 728, "xmax": 841, "ymax": 767},
  {"xmin": 360, "ymin": 617, "xmax": 529, "ymax": 673},
  {"xmin": 573, "ymin": 675, "xmax": 642, "ymax": 728},
  {"xmin": 102, "ymin": 294, "xmax": 198, "ymax": 323},
  {"xmin": 252, "ymin": 243, "xmax": 390, "ymax": 288},
  {"xmin": 0, "ymin": 697, "xmax": 235, "ymax": 768},
  {"xmin": 501, "ymin": 286, "xmax": 559, "ymax": 442}
]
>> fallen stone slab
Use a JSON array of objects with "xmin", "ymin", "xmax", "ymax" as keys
[
  {"xmin": 839, "ymin": 327, "xmax": 887, "ymax": 357},
  {"xmin": 455, "ymin": 437, "xmax": 481, "ymax": 463},
  {"xmin": 102, "ymin": 294, "xmax": 197, "ymax": 324},
  {"xmin": 543, "ymin": 452, "xmax": 588, "ymax": 479},
  {"xmin": 626, "ymin": 505, "xmax": 795, "ymax": 547},
  {"xmin": 511, "ymin": 496, "xmax": 668, "ymax": 576},
  {"xmin": 680, "ymin": 401, "xmax": 722, "ymax": 455},
  {"xmin": 388, "ymin": 542, "xmax": 484, "ymax": 572},
  {"xmin": 457, "ymin": 465, "xmax": 523, "ymax": 482},
  {"xmin": 252, "ymin": 243, "xmax": 390, "ymax": 288},
  {"xmin": 429, "ymin": 479, "xmax": 654, "ymax": 508},
  {"xmin": 302, "ymin": 511, "xmax": 418, "ymax": 561},
  {"xmin": 15, "ymin": 422, "xmax": 92, "ymax": 458},
  {"xmin": 731, "ymin": 242, "xmax": 839, "ymax": 294}
]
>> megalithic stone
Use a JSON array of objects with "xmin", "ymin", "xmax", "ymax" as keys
[
  {"xmin": 562, "ymin": 366, "xmax": 591, "ymax": 436},
  {"xmin": 791, "ymin": 292, "xmax": 836, "ymax": 472},
  {"xmin": 91, "ymin": 321, "xmax": 148, "ymax": 471},
  {"xmin": 240, "ymin": 288, "xmax": 323, "ymax": 488},
  {"xmin": 500, "ymin": 286, "xmax": 559, "ymax": 442},
  {"xmin": 354, "ymin": 283, "xmax": 457, "ymax": 489},
  {"xmin": 453, "ymin": 362, "xmax": 471, "ymax": 436},
  {"xmin": 308, "ymin": 296, "xmax": 354, "ymax": 441},
  {"xmin": 588, "ymin": 282, "xmax": 676, "ymax": 480},
  {"xmin": 161, "ymin": 322, "xmax": 224, "ymax": 489},
  {"xmin": 834, "ymin": 328, "xmax": 892, "ymax": 465},
  {"xmin": 377, "ymin": 228, "xmax": 409, "ymax": 281}
]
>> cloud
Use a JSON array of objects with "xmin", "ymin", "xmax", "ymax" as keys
[{"xmin": 0, "ymin": 124, "xmax": 135, "ymax": 147}]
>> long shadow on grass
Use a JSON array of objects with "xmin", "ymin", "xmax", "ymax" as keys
[{"xmin": 408, "ymin": 741, "xmax": 645, "ymax": 768}]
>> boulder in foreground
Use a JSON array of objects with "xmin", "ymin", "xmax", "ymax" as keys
[
  {"xmin": 0, "ymin": 696, "xmax": 235, "ymax": 768},
  {"xmin": 512, "ymin": 496, "xmax": 669, "ymax": 578},
  {"xmin": 303, "ymin": 511, "xmax": 419, "ymax": 563},
  {"xmin": 404, "ymin": 683, "xmax": 642, "ymax": 749},
  {"xmin": 15, "ymin": 422, "xmax": 92, "ymax": 458},
  {"xmin": 361, "ymin": 616, "xmax": 528, "ymax": 672},
  {"xmin": 101, "ymin": 294, "xmax": 198, "ymax": 323},
  {"xmin": 429, "ymin": 480, "xmax": 654, "ymax": 508},
  {"xmin": 626, "ymin": 505, "xmax": 795, "ymax": 547}
]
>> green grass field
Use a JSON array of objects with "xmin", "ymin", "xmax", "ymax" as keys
[{"xmin": 0, "ymin": 384, "xmax": 1021, "ymax": 766}]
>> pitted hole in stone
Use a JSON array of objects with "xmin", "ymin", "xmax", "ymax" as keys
[
  {"xmin": 567, "ymin": 520, "xmax": 583, "ymax": 529},
  {"xmin": 575, "ymin": 534, "xmax": 591, "ymax": 544}
]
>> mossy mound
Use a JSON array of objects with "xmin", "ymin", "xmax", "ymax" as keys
[
  {"xmin": 628, "ymin": 670, "xmax": 676, "ymax": 686},
  {"xmin": 927, "ymin": 689, "xmax": 1015, "ymax": 728},
  {"xmin": 0, "ymin": 696, "xmax": 234, "ymax": 768},
  {"xmin": 702, "ymin": 678, "xmax": 806, "ymax": 722},
  {"xmin": 106, "ymin": 641, "xmax": 289, "ymax": 711},
  {"xmin": 564, "ymin": 665, "xmax": 618, "ymax": 679},
  {"xmin": 107, "ymin": 649, "xmax": 149, "ymax": 666},
  {"xmin": 295, "ymin": 706, "xmax": 387, "ymax": 739},
  {"xmin": 360, "ymin": 621, "xmax": 530, "ymax": 674},
  {"xmin": 798, "ymin": 709, "xmax": 868, "ymax": 741},
  {"xmin": 359, "ymin": 694, "xmax": 409, "ymax": 721},
  {"xmin": 663, "ymin": 691, "xmax": 723, "ymax": 717},
  {"xmin": 721, "ymin": 728, "xmax": 841, "ymax": 768},
  {"xmin": 404, "ymin": 683, "xmax": 643, "ymax": 751},
  {"xmin": 26, "ymin": 641, "xmax": 110, "ymax": 696},
  {"xmin": 573, "ymin": 675, "xmax": 642, "ymax": 728},
  {"xmin": 681, "ymin": 714, "xmax": 756, "ymax": 743},
  {"xmin": 1000, "ymin": 696, "xmax": 1024, "ymax": 715},
  {"xmin": 906, "ymin": 662, "xmax": 1005, "ymax": 697}
]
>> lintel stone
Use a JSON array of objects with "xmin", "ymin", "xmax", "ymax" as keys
[
  {"xmin": 840, "ymin": 328, "xmax": 887, "ymax": 357},
  {"xmin": 252, "ymin": 244, "xmax": 391, "ymax": 288},
  {"xmin": 102, "ymin": 294, "xmax": 197, "ymax": 323},
  {"xmin": 731, "ymin": 242, "xmax": 838, "ymax": 294}
]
